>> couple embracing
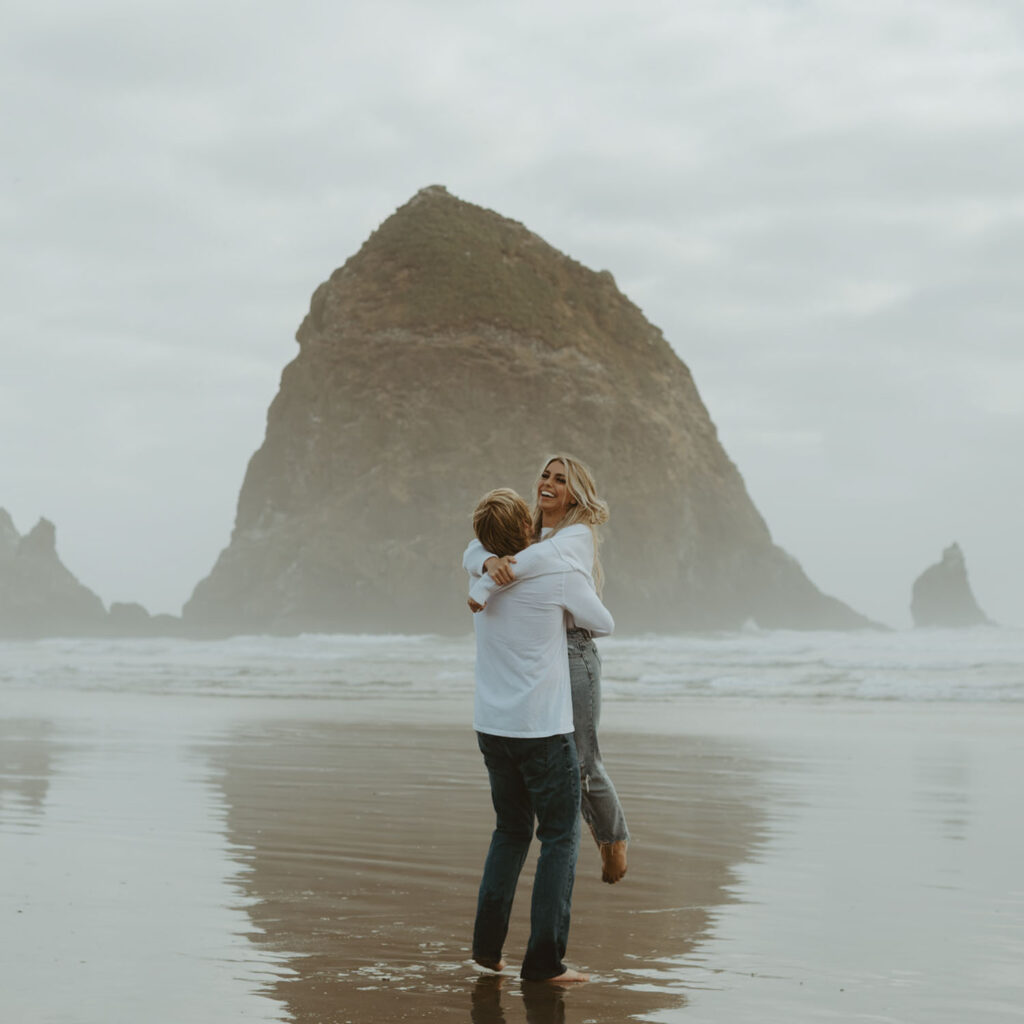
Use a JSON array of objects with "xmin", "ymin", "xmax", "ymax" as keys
[{"xmin": 463, "ymin": 454, "xmax": 629, "ymax": 983}]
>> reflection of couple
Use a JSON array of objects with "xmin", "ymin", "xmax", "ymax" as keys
[
  {"xmin": 471, "ymin": 973, "xmax": 567, "ymax": 1024},
  {"xmin": 464, "ymin": 455, "xmax": 629, "ymax": 983}
]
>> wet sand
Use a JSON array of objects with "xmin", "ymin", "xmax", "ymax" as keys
[
  {"xmin": 3, "ymin": 692, "xmax": 1023, "ymax": 1022},
  {"xmin": 212, "ymin": 721, "xmax": 768, "ymax": 1022}
]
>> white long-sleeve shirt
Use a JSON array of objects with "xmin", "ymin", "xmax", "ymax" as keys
[
  {"xmin": 472, "ymin": 567, "xmax": 615, "ymax": 738},
  {"xmin": 462, "ymin": 524, "xmax": 598, "ymax": 628}
]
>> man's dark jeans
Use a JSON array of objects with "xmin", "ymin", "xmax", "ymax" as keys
[{"xmin": 473, "ymin": 731, "xmax": 581, "ymax": 980}]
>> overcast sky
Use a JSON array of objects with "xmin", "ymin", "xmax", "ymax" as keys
[{"xmin": 3, "ymin": 0, "xmax": 1022, "ymax": 628}]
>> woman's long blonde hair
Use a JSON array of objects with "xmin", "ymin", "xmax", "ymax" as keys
[{"xmin": 532, "ymin": 454, "xmax": 609, "ymax": 592}]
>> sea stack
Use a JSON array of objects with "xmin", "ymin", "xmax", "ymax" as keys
[
  {"xmin": 184, "ymin": 186, "xmax": 872, "ymax": 635},
  {"xmin": 0, "ymin": 509, "xmax": 108, "ymax": 637},
  {"xmin": 911, "ymin": 543, "xmax": 992, "ymax": 628}
]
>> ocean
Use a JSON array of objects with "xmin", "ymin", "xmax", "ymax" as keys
[{"xmin": 2, "ymin": 625, "xmax": 1022, "ymax": 704}]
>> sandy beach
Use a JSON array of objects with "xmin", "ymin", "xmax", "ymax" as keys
[
  {"xmin": 2, "ymin": 633, "xmax": 1023, "ymax": 1022},
  {"xmin": 208, "ymin": 720, "xmax": 769, "ymax": 1022}
]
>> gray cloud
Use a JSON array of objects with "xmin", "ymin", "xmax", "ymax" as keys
[{"xmin": 2, "ymin": 0, "xmax": 1022, "ymax": 625}]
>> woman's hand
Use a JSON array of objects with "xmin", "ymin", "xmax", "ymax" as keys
[
  {"xmin": 483, "ymin": 555, "xmax": 517, "ymax": 586},
  {"xmin": 468, "ymin": 598, "xmax": 485, "ymax": 613}
]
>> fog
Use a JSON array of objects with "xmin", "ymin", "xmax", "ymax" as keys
[{"xmin": 3, "ymin": 1, "xmax": 1022, "ymax": 627}]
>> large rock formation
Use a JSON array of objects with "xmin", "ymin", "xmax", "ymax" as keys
[
  {"xmin": 0, "ymin": 509, "xmax": 108, "ymax": 637},
  {"xmin": 911, "ymin": 543, "xmax": 992, "ymax": 627},
  {"xmin": 184, "ymin": 186, "xmax": 873, "ymax": 635}
]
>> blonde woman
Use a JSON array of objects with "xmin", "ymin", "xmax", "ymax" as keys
[{"xmin": 463, "ymin": 455, "xmax": 629, "ymax": 883}]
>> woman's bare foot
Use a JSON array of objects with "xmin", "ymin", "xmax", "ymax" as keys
[
  {"xmin": 600, "ymin": 840, "xmax": 628, "ymax": 883},
  {"xmin": 473, "ymin": 956, "xmax": 505, "ymax": 972},
  {"xmin": 545, "ymin": 968, "xmax": 590, "ymax": 984}
]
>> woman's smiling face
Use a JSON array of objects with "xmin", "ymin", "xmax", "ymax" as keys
[{"xmin": 537, "ymin": 459, "xmax": 573, "ymax": 524}]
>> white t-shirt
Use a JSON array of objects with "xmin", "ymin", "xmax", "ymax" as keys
[{"xmin": 470, "ymin": 552, "xmax": 614, "ymax": 739}]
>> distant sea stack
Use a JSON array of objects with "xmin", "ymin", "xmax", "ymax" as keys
[
  {"xmin": 0, "ymin": 509, "xmax": 107, "ymax": 637},
  {"xmin": 911, "ymin": 543, "xmax": 992, "ymax": 628},
  {"xmin": 184, "ymin": 186, "xmax": 872, "ymax": 635},
  {"xmin": 0, "ymin": 508, "xmax": 184, "ymax": 638}
]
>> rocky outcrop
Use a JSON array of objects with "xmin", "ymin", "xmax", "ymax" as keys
[
  {"xmin": 911, "ymin": 543, "xmax": 992, "ymax": 628},
  {"xmin": 184, "ymin": 186, "xmax": 874, "ymax": 635},
  {"xmin": 107, "ymin": 601, "xmax": 184, "ymax": 637},
  {"xmin": 0, "ymin": 509, "xmax": 108, "ymax": 637},
  {"xmin": 0, "ymin": 510, "xmax": 185, "ymax": 638}
]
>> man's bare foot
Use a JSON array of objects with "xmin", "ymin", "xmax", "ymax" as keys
[
  {"xmin": 473, "ymin": 956, "xmax": 505, "ymax": 972},
  {"xmin": 545, "ymin": 968, "xmax": 590, "ymax": 984},
  {"xmin": 600, "ymin": 840, "xmax": 628, "ymax": 883}
]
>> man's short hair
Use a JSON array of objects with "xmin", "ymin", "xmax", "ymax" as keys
[{"xmin": 473, "ymin": 488, "xmax": 532, "ymax": 558}]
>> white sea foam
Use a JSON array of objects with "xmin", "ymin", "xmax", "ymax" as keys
[
  {"xmin": 600, "ymin": 625, "xmax": 1024, "ymax": 703},
  {"xmin": 1, "ymin": 626, "xmax": 1021, "ymax": 703}
]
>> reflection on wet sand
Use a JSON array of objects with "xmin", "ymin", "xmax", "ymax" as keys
[
  {"xmin": 0, "ymin": 719, "xmax": 57, "ymax": 827},
  {"xmin": 215, "ymin": 723, "xmax": 769, "ymax": 1022},
  {"xmin": 471, "ymin": 974, "xmax": 567, "ymax": 1024}
]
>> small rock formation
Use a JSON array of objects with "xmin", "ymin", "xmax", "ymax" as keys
[
  {"xmin": 105, "ymin": 602, "xmax": 183, "ymax": 637},
  {"xmin": 0, "ymin": 509, "xmax": 108, "ymax": 637},
  {"xmin": 108, "ymin": 601, "xmax": 153, "ymax": 632},
  {"xmin": 911, "ymin": 543, "xmax": 992, "ymax": 628},
  {"xmin": 185, "ymin": 186, "xmax": 874, "ymax": 635},
  {"xmin": 0, "ymin": 510, "xmax": 186, "ymax": 638}
]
